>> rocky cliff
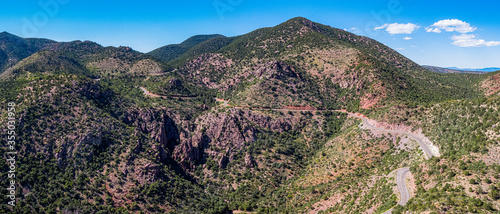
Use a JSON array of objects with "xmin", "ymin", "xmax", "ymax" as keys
[{"xmin": 124, "ymin": 108, "xmax": 302, "ymax": 171}]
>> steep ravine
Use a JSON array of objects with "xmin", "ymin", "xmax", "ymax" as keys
[{"xmin": 138, "ymin": 87, "xmax": 438, "ymax": 212}]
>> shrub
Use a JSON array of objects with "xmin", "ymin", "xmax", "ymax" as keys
[{"xmin": 469, "ymin": 179, "xmax": 476, "ymax": 185}]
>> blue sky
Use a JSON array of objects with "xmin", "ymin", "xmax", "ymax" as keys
[{"xmin": 1, "ymin": 0, "xmax": 499, "ymax": 68}]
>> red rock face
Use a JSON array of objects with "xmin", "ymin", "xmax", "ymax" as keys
[
  {"xmin": 182, "ymin": 53, "xmax": 233, "ymax": 89},
  {"xmin": 124, "ymin": 107, "xmax": 300, "ymax": 171},
  {"xmin": 124, "ymin": 108, "xmax": 180, "ymax": 163},
  {"xmin": 482, "ymin": 73, "xmax": 500, "ymax": 96},
  {"xmin": 254, "ymin": 61, "xmax": 300, "ymax": 80},
  {"xmin": 136, "ymin": 163, "xmax": 159, "ymax": 184}
]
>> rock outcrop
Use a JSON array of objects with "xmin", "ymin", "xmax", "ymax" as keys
[
  {"xmin": 136, "ymin": 163, "xmax": 160, "ymax": 184},
  {"xmin": 244, "ymin": 152, "xmax": 255, "ymax": 168},
  {"xmin": 124, "ymin": 109, "xmax": 180, "ymax": 162},
  {"xmin": 173, "ymin": 108, "xmax": 300, "ymax": 170},
  {"xmin": 124, "ymin": 107, "xmax": 301, "ymax": 171},
  {"xmin": 169, "ymin": 78, "xmax": 182, "ymax": 88},
  {"xmin": 254, "ymin": 61, "xmax": 300, "ymax": 80},
  {"xmin": 55, "ymin": 130, "xmax": 102, "ymax": 166}
]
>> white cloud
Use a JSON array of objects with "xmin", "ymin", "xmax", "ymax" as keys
[
  {"xmin": 451, "ymin": 34, "xmax": 500, "ymax": 47},
  {"xmin": 403, "ymin": 37, "xmax": 412, "ymax": 40},
  {"xmin": 387, "ymin": 23, "xmax": 419, "ymax": 34},
  {"xmin": 374, "ymin": 24, "xmax": 388, "ymax": 31},
  {"xmin": 426, "ymin": 19, "xmax": 476, "ymax": 34},
  {"xmin": 426, "ymin": 19, "xmax": 499, "ymax": 48},
  {"xmin": 425, "ymin": 27, "xmax": 442, "ymax": 33},
  {"xmin": 396, "ymin": 48, "xmax": 405, "ymax": 51},
  {"xmin": 375, "ymin": 23, "xmax": 419, "ymax": 34}
]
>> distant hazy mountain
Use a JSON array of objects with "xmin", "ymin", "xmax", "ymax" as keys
[
  {"xmin": 446, "ymin": 67, "xmax": 500, "ymax": 72},
  {"xmin": 423, "ymin": 65, "xmax": 486, "ymax": 74}
]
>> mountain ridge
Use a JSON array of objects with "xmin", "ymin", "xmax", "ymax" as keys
[
  {"xmin": 0, "ymin": 31, "xmax": 57, "ymax": 72},
  {"xmin": 0, "ymin": 17, "xmax": 499, "ymax": 213},
  {"xmin": 162, "ymin": 17, "xmax": 485, "ymax": 110},
  {"xmin": 147, "ymin": 34, "xmax": 225, "ymax": 63}
]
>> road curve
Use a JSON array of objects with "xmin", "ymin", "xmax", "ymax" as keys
[
  {"xmin": 141, "ymin": 94, "xmax": 418, "ymax": 212},
  {"xmin": 139, "ymin": 87, "xmax": 165, "ymax": 98},
  {"xmin": 343, "ymin": 112, "xmax": 419, "ymax": 213},
  {"xmin": 396, "ymin": 167, "xmax": 411, "ymax": 206},
  {"xmin": 215, "ymin": 98, "xmax": 230, "ymax": 107},
  {"xmin": 345, "ymin": 112, "xmax": 434, "ymax": 159},
  {"xmin": 382, "ymin": 167, "xmax": 411, "ymax": 214},
  {"xmin": 139, "ymin": 87, "xmax": 196, "ymax": 99},
  {"xmin": 211, "ymin": 104, "xmax": 435, "ymax": 159},
  {"xmin": 139, "ymin": 87, "xmax": 148, "ymax": 94}
]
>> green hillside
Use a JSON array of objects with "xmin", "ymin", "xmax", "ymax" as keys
[
  {"xmin": 147, "ymin": 34, "xmax": 225, "ymax": 63},
  {"xmin": 0, "ymin": 50, "xmax": 92, "ymax": 79},
  {"xmin": 0, "ymin": 18, "xmax": 498, "ymax": 213},
  {"xmin": 0, "ymin": 32, "xmax": 57, "ymax": 72},
  {"xmin": 170, "ymin": 17, "xmax": 484, "ymax": 110}
]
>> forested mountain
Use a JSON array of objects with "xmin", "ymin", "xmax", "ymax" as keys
[
  {"xmin": 168, "ymin": 17, "xmax": 484, "ymax": 109},
  {"xmin": 0, "ymin": 32, "xmax": 57, "ymax": 73},
  {"xmin": 0, "ymin": 50, "xmax": 91, "ymax": 79},
  {"xmin": 147, "ymin": 34, "xmax": 225, "ymax": 63},
  {"xmin": 0, "ymin": 34, "xmax": 169, "ymax": 79},
  {"xmin": 0, "ymin": 17, "xmax": 498, "ymax": 214}
]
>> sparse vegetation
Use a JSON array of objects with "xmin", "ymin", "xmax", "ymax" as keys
[{"xmin": 0, "ymin": 17, "xmax": 499, "ymax": 213}]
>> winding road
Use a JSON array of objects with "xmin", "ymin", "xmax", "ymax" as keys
[
  {"xmin": 344, "ymin": 112, "xmax": 423, "ymax": 213},
  {"xmin": 396, "ymin": 167, "xmax": 411, "ymax": 206},
  {"xmin": 382, "ymin": 167, "xmax": 411, "ymax": 214},
  {"xmin": 140, "ymin": 87, "xmax": 426, "ymax": 212},
  {"xmin": 138, "ymin": 87, "xmax": 196, "ymax": 99},
  {"xmin": 344, "ymin": 112, "xmax": 434, "ymax": 159},
  {"xmin": 139, "ymin": 87, "xmax": 166, "ymax": 98}
]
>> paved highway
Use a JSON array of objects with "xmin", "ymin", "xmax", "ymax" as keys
[
  {"xmin": 382, "ymin": 167, "xmax": 411, "ymax": 214},
  {"xmin": 343, "ymin": 112, "xmax": 419, "ymax": 213},
  {"xmin": 140, "ymin": 91, "xmax": 422, "ymax": 213},
  {"xmin": 345, "ymin": 112, "xmax": 434, "ymax": 159},
  {"xmin": 396, "ymin": 167, "xmax": 411, "ymax": 206}
]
